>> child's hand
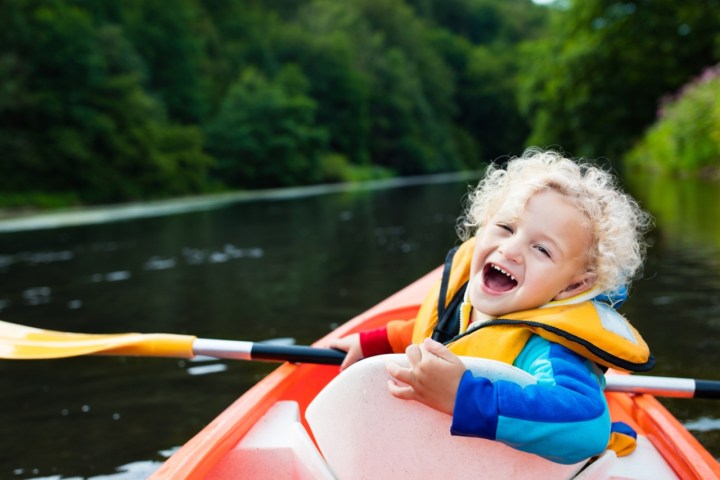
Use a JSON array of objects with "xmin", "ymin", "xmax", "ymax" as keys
[
  {"xmin": 328, "ymin": 333, "xmax": 364, "ymax": 371},
  {"xmin": 386, "ymin": 338, "xmax": 466, "ymax": 415}
]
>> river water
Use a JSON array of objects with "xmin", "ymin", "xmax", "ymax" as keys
[{"xmin": 0, "ymin": 173, "xmax": 718, "ymax": 478}]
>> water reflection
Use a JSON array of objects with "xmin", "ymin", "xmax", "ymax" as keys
[
  {"xmin": 625, "ymin": 174, "xmax": 720, "ymax": 251},
  {"xmin": 624, "ymin": 173, "xmax": 720, "ymax": 460}
]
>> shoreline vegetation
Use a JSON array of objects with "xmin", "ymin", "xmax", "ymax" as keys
[
  {"xmin": 627, "ymin": 64, "xmax": 720, "ymax": 181},
  {"xmin": 1, "ymin": 0, "xmax": 546, "ymax": 209},
  {"xmin": 2, "ymin": 1, "xmax": 719, "ymax": 212},
  {"xmin": 0, "ymin": 171, "xmax": 482, "ymax": 233}
]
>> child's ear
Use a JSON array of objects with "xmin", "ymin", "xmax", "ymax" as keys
[{"xmin": 553, "ymin": 273, "xmax": 597, "ymax": 301}]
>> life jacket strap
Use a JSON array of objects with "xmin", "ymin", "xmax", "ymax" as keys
[{"xmin": 433, "ymin": 246, "xmax": 466, "ymax": 343}]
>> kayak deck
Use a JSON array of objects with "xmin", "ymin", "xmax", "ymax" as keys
[
  {"xmin": 195, "ymin": 399, "xmax": 674, "ymax": 480},
  {"xmin": 151, "ymin": 269, "xmax": 720, "ymax": 480}
]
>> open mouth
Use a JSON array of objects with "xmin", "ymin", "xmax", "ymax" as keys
[{"xmin": 482, "ymin": 263, "xmax": 518, "ymax": 293}]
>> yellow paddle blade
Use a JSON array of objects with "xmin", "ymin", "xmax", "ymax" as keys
[{"xmin": 0, "ymin": 320, "xmax": 196, "ymax": 359}]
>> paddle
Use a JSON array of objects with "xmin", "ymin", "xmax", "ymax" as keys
[
  {"xmin": 2, "ymin": 320, "xmax": 718, "ymax": 398},
  {"xmin": 0, "ymin": 320, "xmax": 345, "ymax": 365}
]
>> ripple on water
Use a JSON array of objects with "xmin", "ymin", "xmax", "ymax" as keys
[{"xmin": 684, "ymin": 416, "xmax": 720, "ymax": 432}]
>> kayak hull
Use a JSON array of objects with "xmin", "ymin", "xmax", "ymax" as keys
[{"xmin": 152, "ymin": 268, "xmax": 720, "ymax": 480}]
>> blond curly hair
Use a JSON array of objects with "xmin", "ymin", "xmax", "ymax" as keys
[{"xmin": 458, "ymin": 148, "xmax": 652, "ymax": 294}]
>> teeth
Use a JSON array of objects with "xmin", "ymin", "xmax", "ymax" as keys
[{"xmin": 492, "ymin": 264, "xmax": 516, "ymax": 282}]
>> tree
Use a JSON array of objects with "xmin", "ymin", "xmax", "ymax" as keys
[
  {"xmin": 272, "ymin": 18, "xmax": 373, "ymax": 166},
  {"xmin": 0, "ymin": 0, "xmax": 558, "ymax": 206},
  {"xmin": 298, "ymin": 0, "xmax": 462, "ymax": 174},
  {"xmin": 627, "ymin": 65, "xmax": 720, "ymax": 177},
  {"xmin": 0, "ymin": 0, "xmax": 212, "ymax": 203},
  {"xmin": 114, "ymin": 0, "xmax": 212, "ymax": 124},
  {"xmin": 519, "ymin": 0, "xmax": 720, "ymax": 159},
  {"xmin": 409, "ymin": 0, "xmax": 549, "ymax": 162},
  {"xmin": 205, "ymin": 66, "xmax": 328, "ymax": 187}
]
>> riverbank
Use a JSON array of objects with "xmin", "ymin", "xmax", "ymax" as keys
[{"xmin": 0, "ymin": 172, "xmax": 482, "ymax": 233}]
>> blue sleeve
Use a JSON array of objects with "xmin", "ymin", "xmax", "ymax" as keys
[{"xmin": 450, "ymin": 335, "xmax": 611, "ymax": 464}]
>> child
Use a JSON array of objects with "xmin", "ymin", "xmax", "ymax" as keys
[{"xmin": 330, "ymin": 148, "xmax": 653, "ymax": 464}]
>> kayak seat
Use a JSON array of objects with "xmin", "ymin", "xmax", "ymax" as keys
[
  {"xmin": 573, "ymin": 450, "xmax": 617, "ymax": 479},
  {"xmin": 206, "ymin": 400, "xmax": 335, "ymax": 480},
  {"xmin": 607, "ymin": 436, "xmax": 677, "ymax": 479},
  {"xmin": 573, "ymin": 435, "xmax": 678, "ymax": 479},
  {"xmin": 307, "ymin": 354, "xmax": 588, "ymax": 480}
]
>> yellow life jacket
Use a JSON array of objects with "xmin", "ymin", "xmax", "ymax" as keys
[
  {"xmin": 405, "ymin": 239, "xmax": 653, "ymax": 458},
  {"xmin": 407, "ymin": 239, "xmax": 653, "ymax": 457},
  {"xmin": 411, "ymin": 238, "xmax": 654, "ymax": 373}
]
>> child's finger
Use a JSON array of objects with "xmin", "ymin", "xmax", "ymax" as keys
[
  {"xmin": 405, "ymin": 343, "xmax": 422, "ymax": 366},
  {"xmin": 386, "ymin": 359, "xmax": 414, "ymax": 386},
  {"xmin": 340, "ymin": 354, "xmax": 355, "ymax": 371},
  {"xmin": 422, "ymin": 338, "xmax": 456, "ymax": 363},
  {"xmin": 387, "ymin": 379, "xmax": 415, "ymax": 399}
]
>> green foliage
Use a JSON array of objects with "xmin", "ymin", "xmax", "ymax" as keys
[
  {"xmin": 456, "ymin": 44, "xmax": 530, "ymax": 161},
  {"xmin": 115, "ymin": 0, "xmax": 212, "ymax": 124},
  {"xmin": 9, "ymin": 0, "xmax": 720, "ymax": 209},
  {"xmin": 318, "ymin": 153, "xmax": 394, "ymax": 183},
  {"xmin": 205, "ymin": 66, "xmax": 328, "ymax": 187},
  {"xmin": 419, "ymin": 0, "xmax": 548, "ymax": 161},
  {"xmin": 286, "ymin": 0, "xmax": 464, "ymax": 174},
  {"xmin": 0, "ymin": 191, "xmax": 81, "ymax": 210},
  {"xmin": 626, "ymin": 66, "xmax": 720, "ymax": 178},
  {"xmin": 1, "ymin": 0, "xmax": 550, "ymax": 208},
  {"xmin": 407, "ymin": 0, "xmax": 549, "ymax": 46},
  {"xmin": 271, "ymin": 11, "xmax": 373, "ymax": 166},
  {"xmin": 519, "ymin": 0, "xmax": 720, "ymax": 159},
  {"xmin": 0, "ymin": 0, "xmax": 212, "ymax": 204}
]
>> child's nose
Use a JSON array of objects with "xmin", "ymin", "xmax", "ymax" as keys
[{"xmin": 499, "ymin": 239, "xmax": 523, "ymax": 263}]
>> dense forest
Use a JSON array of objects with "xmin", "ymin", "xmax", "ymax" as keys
[{"xmin": 1, "ymin": 0, "xmax": 719, "ymax": 207}]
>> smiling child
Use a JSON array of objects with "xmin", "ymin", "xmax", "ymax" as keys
[{"xmin": 330, "ymin": 148, "xmax": 653, "ymax": 464}]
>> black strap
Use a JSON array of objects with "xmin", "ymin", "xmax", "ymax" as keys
[
  {"xmin": 432, "ymin": 281, "xmax": 467, "ymax": 342},
  {"xmin": 432, "ymin": 246, "xmax": 467, "ymax": 343},
  {"xmin": 437, "ymin": 246, "xmax": 460, "ymax": 321}
]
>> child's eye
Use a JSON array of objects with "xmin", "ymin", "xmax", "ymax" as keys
[
  {"xmin": 535, "ymin": 245, "xmax": 552, "ymax": 258},
  {"xmin": 497, "ymin": 223, "xmax": 513, "ymax": 233}
]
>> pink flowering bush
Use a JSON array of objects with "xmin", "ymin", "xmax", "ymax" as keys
[{"xmin": 627, "ymin": 64, "xmax": 720, "ymax": 179}]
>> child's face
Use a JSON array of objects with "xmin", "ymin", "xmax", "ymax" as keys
[{"xmin": 468, "ymin": 189, "xmax": 595, "ymax": 318}]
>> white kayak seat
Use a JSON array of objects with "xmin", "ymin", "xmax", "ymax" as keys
[
  {"xmin": 573, "ymin": 435, "xmax": 679, "ymax": 480},
  {"xmin": 607, "ymin": 436, "xmax": 678, "ymax": 479},
  {"xmin": 573, "ymin": 450, "xmax": 617, "ymax": 480},
  {"xmin": 306, "ymin": 354, "xmax": 587, "ymax": 480},
  {"xmin": 206, "ymin": 400, "xmax": 335, "ymax": 480}
]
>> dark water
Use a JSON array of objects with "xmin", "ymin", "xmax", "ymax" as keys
[
  {"xmin": 0, "ymin": 175, "xmax": 718, "ymax": 478},
  {"xmin": 622, "ymin": 174, "xmax": 720, "ymax": 462}
]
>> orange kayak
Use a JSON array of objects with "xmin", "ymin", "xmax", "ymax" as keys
[{"xmin": 151, "ymin": 268, "xmax": 720, "ymax": 480}]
